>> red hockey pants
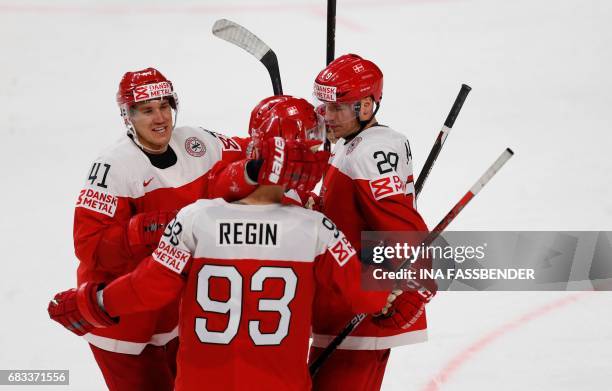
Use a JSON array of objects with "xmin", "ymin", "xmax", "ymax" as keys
[{"xmin": 89, "ymin": 338, "xmax": 178, "ymax": 391}]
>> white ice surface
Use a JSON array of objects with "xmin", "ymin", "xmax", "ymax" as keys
[{"xmin": 1, "ymin": 0, "xmax": 611, "ymax": 390}]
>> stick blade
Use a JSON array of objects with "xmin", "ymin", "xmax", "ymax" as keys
[
  {"xmin": 469, "ymin": 148, "xmax": 514, "ymax": 195},
  {"xmin": 212, "ymin": 19, "xmax": 270, "ymax": 60}
]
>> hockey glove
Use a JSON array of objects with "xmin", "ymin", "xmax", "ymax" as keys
[
  {"xmin": 258, "ymin": 137, "xmax": 330, "ymax": 192},
  {"xmin": 47, "ymin": 282, "xmax": 116, "ymax": 336},
  {"xmin": 375, "ymin": 289, "xmax": 428, "ymax": 330},
  {"xmin": 127, "ymin": 210, "xmax": 178, "ymax": 251}
]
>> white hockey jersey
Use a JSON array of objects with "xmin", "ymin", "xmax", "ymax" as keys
[
  {"xmin": 74, "ymin": 126, "xmax": 246, "ymax": 353},
  {"xmin": 312, "ymin": 124, "xmax": 430, "ymax": 350},
  {"xmin": 100, "ymin": 198, "xmax": 389, "ymax": 390}
]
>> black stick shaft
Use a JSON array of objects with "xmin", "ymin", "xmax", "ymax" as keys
[
  {"xmin": 309, "ymin": 313, "xmax": 365, "ymax": 377},
  {"xmin": 326, "ymin": 0, "xmax": 336, "ymax": 65},
  {"xmin": 323, "ymin": 0, "xmax": 337, "ymax": 152},
  {"xmin": 444, "ymin": 83, "xmax": 471, "ymax": 128},
  {"xmin": 260, "ymin": 50, "xmax": 283, "ymax": 95},
  {"xmin": 414, "ymin": 84, "xmax": 471, "ymax": 198}
]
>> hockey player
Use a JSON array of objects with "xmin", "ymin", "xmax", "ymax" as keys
[
  {"xmin": 71, "ymin": 68, "xmax": 325, "ymax": 390},
  {"xmin": 308, "ymin": 54, "xmax": 432, "ymax": 390},
  {"xmin": 49, "ymin": 96, "xmax": 396, "ymax": 391}
]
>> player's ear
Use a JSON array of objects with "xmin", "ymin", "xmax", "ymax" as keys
[{"xmin": 358, "ymin": 97, "xmax": 374, "ymax": 118}]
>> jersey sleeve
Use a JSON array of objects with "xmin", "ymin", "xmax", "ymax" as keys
[
  {"xmin": 198, "ymin": 130, "xmax": 256, "ymax": 201},
  {"xmin": 313, "ymin": 215, "xmax": 388, "ymax": 315},
  {"xmin": 349, "ymin": 139, "xmax": 428, "ymax": 232},
  {"xmin": 206, "ymin": 159, "xmax": 258, "ymax": 201},
  {"xmin": 199, "ymin": 128, "xmax": 249, "ymax": 163},
  {"xmin": 73, "ymin": 159, "xmax": 139, "ymax": 277},
  {"xmin": 101, "ymin": 205, "xmax": 197, "ymax": 317},
  {"xmin": 349, "ymin": 138, "xmax": 434, "ymax": 290},
  {"xmin": 206, "ymin": 133, "xmax": 258, "ymax": 201}
]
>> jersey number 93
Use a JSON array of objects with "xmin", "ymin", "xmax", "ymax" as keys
[{"xmin": 195, "ymin": 265, "xmax": 297, "ymax": 346}]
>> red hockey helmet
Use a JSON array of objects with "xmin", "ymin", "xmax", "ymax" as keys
[
  {"xmin": 313, "ymin": 54, "xmax": 383, "ymax": 104},
  {"xmin": 249, "ymin": 95, "xmax": 294, "ymax": 134},
  {"xmin": 116, "ymin": 67, "xmax": 179, "ymax": 137},
  {"xmin": 247, "ymin": 95, "xmax": 325, "ymax": 159},
  {"xmin": 117, "ymin": 67, "xmax": 177, "ymax": 108}
]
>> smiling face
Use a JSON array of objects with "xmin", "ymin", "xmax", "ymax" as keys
[{"xmin": 129, "ymin": 98, "xmax": 174, "ymax": 153}]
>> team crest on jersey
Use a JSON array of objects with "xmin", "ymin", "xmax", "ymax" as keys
[
  {"xmin": 185, "ymin": 137, "xmax": 206, "ymax": 157},
  {"xmin": 346, "ymin": 136, "xmax": 363, "ymax": 155}
]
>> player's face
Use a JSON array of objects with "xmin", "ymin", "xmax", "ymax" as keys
[
  {"xmin": 320, "ymin": 97, "xmax": 376, "ymax": 141},
  {"xmin": 130, "ymin": 99, "xmax": 174, "ymax": 153},
  {"xmin": 321, "ymin": 102, "xmax": 360, "ymax": 141}
]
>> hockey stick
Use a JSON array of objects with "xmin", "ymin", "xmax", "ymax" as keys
[
  {"xmin": 309, "ymin": 148, "xmax": 514, "ymax": 377},
  {"xmin": 323, "ymin": 0, "xmax": 337, "ymax": 152},
  {"xmin": 414, "ymin": 84, "xmax": 472, "ymax": 198},
  {"xmin": 212, "ymin": 19, "xmax": 283, "ymax": 95},
  {"xmin": 326, "ymin": 0, "xmax": 336, "ymax": 65}
]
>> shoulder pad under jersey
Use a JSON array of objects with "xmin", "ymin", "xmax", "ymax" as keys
[
  {"xmin": 345, "ymin": 126, "xmax": 413, "ymax": 181},
  {"xmin": 315, "ymin": 213, "xmax": 357, "ymax": 267}
]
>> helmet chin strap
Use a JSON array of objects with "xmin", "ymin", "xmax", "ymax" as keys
[
  {"xmin": 350, "ymin": 100, "xmax": 380, "ymax": 134},
  {"xmin": 322, "ymin": 98, "xmax": 380, "ymax": 143},
  {"xmin": 125, "ymin": 119, "xmax": 147, "ymax": 151}
]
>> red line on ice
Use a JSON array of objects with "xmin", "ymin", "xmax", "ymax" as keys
[{"xmin": 421, "ymin": 292, "xmax": 589, "ymax": 391}]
